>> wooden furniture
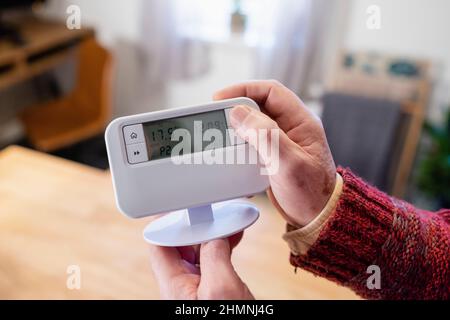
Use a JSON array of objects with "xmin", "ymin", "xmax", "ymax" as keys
[
  {"xmin": 0, "ymin": 15, "xmax": 93, "ymax": 91},
  {"xmin": 327, "ymin": 51, "xmax": 431, "ymax": 197},
  {"xmin": 20, "ymin": 37, "xmax": 113, "ymax": 152},
  {"xmin": 0, "ymin": 146, "xmax": 359, "ymax": 300}
]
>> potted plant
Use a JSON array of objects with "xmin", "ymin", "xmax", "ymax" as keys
[
  {"xmin": 418, "ymin": 108, "xmax": 450, "ymax": 208},
  {"xmin": 230, "ymin": 0, "xmax": 247, "ymax": 34}
]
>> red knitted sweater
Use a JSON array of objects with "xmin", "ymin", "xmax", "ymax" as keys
[{"xmin": 291, "ymin": 167, "xmax": 450, "ymax": 300}]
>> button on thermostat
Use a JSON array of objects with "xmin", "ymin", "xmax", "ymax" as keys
[
  {"xmin": 123, "ymin": 124, "xmax": 145, "ymax": 145},
  {"xmin": 126, "ymin": 142, "xmax": 149, "ymax": 164}
]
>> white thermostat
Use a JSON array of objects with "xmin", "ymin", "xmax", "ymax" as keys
[{"xmin": 105, "ymin": 98, "xmax": 270, "ymax": 246}]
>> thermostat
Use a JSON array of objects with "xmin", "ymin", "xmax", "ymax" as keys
[{"xmin": 105, "ymin": 98, "xmax": 270, "ymax": 246}]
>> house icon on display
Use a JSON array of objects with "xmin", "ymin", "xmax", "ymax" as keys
[{"xmin": 130, "ymin": 132, "xmax": 138, "ymax": 140}]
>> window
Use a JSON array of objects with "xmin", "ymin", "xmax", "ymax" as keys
[{"xmin": 172, "ymin": 0, "xmax": 281, "ymax": 46}]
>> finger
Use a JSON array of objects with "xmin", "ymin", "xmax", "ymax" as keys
[
  {"xmin": 214, "ymin": 80, "xmax": 313, "ymax": 133},
  {"xmin": 179, "ymin": 232, "xmax": 240, "ymax": 267},
  {"xmin": 229, "ymin": 105, "xmax": 296, "ymax": 164},
  {"xmin": 180, "ymin": 258, "xmax": 200, "ymax": 275},
  {"xmin": 213, "ymin": 80, "xmax": 285, "ymax": 106},
  {"xmin": 148, "ymin": 245, "xmax": 186, "ymax": 285},
  {"xmin": 177, "ymin": 246, "xmax": 197, "ymax": 265},
  {"xmin": 228, "ymin": 231, "xmax": 243, "ymax": 251},
  {"xmin": 199, "ymin": 239, "xmax": 238, "ymax": 284}
]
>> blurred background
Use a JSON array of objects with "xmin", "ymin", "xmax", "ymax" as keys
[
  {"xmin": 1, "ymin": 0, "xmax": 449, "ymax": 209},
  {"xmin": 1, "ymin": 0, "xmax": 450, "ymax": 300}
]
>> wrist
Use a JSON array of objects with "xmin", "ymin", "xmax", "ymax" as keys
[
  {"xmin": 294, "ymin": 168, "xmax": 337, "ymax": 227},
  {"xmin": 267, "ymin": 172, "xmax": 342, "ymax": 229},
  {"xmin": 267, "ymin": 169, "xmax": 338, "ymax": 228},
  {"xmin": 283, "ymin": 173, "xmax": 343, "ymax": 255}
]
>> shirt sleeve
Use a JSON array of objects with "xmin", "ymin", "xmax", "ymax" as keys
[{"xmin": 282, "ymin": 173, "xmax": 343, "ymax": 255}]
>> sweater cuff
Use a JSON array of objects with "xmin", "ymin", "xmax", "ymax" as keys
[
  {"xmin": 289, "ymin": 167, "xmax": 394, "ymax": 295},
  {"xmin": 282, "ymin": 173, "xmax": 343, "ymax": 255}
]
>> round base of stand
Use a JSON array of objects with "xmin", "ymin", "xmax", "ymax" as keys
[{"xmin": 143, "ymin": 201, "xmax": 260, "ymax": 247}]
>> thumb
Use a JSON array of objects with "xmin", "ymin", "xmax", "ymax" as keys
[
  {"xmin": 199, "ymin": 239, "xmax": 239, "ymax": 285},
  {"xmin": 229, "ymin": 105, "xmax": 292, "ymax": 168}
]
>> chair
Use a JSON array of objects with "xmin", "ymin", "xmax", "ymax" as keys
[
  {"xmin": 326, "ymin": 51, "xmax": 431, "ymax": 197},
  {"xmin": 20, "ymin": 37, "xmax": 113, "ymax": 152}
]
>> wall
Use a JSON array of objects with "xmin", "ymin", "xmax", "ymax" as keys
[
  {"xmin": 344, "ymin": 0, "xmax": 450, "ymax": 120},
  {"xmin": 42, "ymin": 0, "xmax": 141, "ymax": 46},
  {"xmin": 167, "ymin": 39, "xmax": 254, "ymax": 108}
]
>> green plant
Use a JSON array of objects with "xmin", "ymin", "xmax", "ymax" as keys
[
  {"xmin": 233, "ymin": 0, "xmax": 243, "ymax": 13},
  {"xmin": 418, "ymin": 109, "xmax": 450, "ymax": 208}
]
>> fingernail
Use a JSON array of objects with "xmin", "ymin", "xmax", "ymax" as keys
[{"xmin": 229, "ymin": 105, "xmax": 251, "ymax": 127}]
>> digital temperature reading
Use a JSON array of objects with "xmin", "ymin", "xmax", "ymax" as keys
[{"xmin": 142, "ymin": 109, "xmax": 229, "ymax": 161}]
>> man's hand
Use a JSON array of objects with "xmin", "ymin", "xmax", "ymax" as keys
[
  {"xmin": 149, "ymin": 80, "xmax": 335, "ymax": 300},
  {"xmin": 149, "ymin": 232, "xmax": 254, "ymax": 300},
  {"xmin": 214, "ymin": 80, "xmax": 336, "ymax": 227}
]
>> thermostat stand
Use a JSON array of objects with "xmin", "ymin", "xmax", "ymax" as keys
[{"xmin": 143, "ymin": 201, "xmax": 259, "ymax": 247}]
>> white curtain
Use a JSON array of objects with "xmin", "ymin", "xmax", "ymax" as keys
[
  {"xmin": 139, "ymin": 0, "xmax": 338, "ymax": 97},
  {"xmin": 253, "ymin": 0, "xmax": 336, "ymax": 96},
  {"xmin": 139, "ymin": 0, "xmax": 210, "ymax": 83}
]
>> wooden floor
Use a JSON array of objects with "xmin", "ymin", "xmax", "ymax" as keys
[{"xmin": 0, "ymin": 146, "xmax": 359, "ymax": 300}]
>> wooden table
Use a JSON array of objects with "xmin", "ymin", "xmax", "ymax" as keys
[{"xmin": 0, "ymin": 146, "xmax": 359, "ymax": 299}]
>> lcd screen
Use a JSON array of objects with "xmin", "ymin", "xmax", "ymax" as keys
[{"xmin": 142, "ymin": 109, "xmax": 229, "ymax": 160}]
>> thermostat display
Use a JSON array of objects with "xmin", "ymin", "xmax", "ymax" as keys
[{"xmin": 143, "ymin": 109, "xmax": 229, "ymax": 161}]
